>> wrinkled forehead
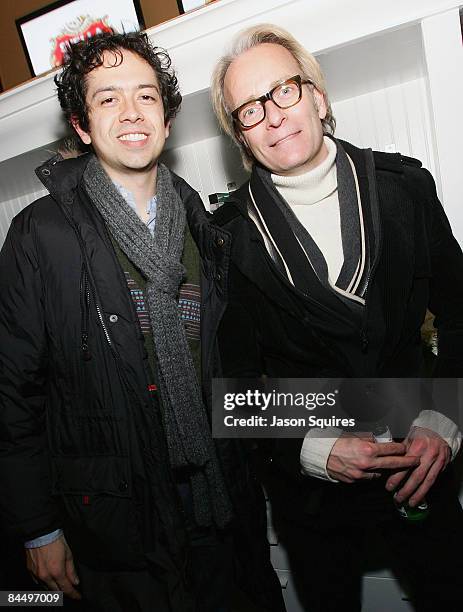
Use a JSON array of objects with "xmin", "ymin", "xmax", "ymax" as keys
[{"xmin": 224, "ymin": 43, "xmax": 301, "ymax": 111}]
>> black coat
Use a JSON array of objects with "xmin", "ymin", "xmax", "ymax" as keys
[
  {"xmin": 212, "ymin": 140, "xmax": 463, "ymax": 379},
  {"xmin": 0, "ymin": 154, "xmax": 284, "ymax": 611},
  {"xmin": 207, "ymin": 140, "xmax": 463, "ymax": 492}
]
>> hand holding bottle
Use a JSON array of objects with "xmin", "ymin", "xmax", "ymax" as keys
[{"xmin": 385, "ymin": 425, "xmax": 451, "ymax": 507}]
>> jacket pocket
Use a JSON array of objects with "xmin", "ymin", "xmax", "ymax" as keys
[
  {"xmin": 51, "ymin": 455, "xmax": 146, "ymax": 570},
  {"xmin": 48, "ymin": 406, "xmax": 126, "ymax": 456}
]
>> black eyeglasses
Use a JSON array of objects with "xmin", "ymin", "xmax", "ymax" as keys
[{"xmin": 231, "ymin": 75, "xmax": 313, "ymax": 130}]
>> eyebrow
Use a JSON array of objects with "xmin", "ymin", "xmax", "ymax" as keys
[
  {"xmin": 237, "ymin": 75, "xmax": 295, "ymax": 107},
  {"xmin": 91, "ymin": 84, "xmax": 160, "ymax": 101}
]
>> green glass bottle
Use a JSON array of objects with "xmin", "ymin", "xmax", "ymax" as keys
[{"xmin": 394, "ymin": 498, "xmax": 429, "ymax": 521}]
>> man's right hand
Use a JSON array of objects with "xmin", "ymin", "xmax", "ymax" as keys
[
  {"xmin": 26, "ymin": 535, "xmax": 81, "ymax": 600},
  {"xmin": 327, "ymin": 434, "xmax": 420, "ymax": 483}
]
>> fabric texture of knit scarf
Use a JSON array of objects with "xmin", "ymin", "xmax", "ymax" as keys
[{"xmin": 83, "ymin": 155, "xmax": 232, "ymax": 529}]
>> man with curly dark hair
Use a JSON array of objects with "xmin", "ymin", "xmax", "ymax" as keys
[
  {"xmin": 0, "ymin": 31, "xmax": 285, "ymax": 612},
  {"xmin": 54, "ymin": 31, "xmax": 182, "ymax": 134}
]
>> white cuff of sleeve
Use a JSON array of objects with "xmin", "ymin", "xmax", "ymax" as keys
[
  {"xmin": 300, "ymin": 427, "xmax": 342, "ymax": 482},
  {"xmin": 411, "ymin": 409, "xmax": 462, "ymax": 459},
  {"xmin": 24, "ymin": 529, "xmax": 63, "ymax": 549}
]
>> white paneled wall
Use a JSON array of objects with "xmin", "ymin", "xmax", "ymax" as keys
[
  {"xmin": 0, "ymin": 188, "xmax": 48, "ymax": 248},
  {"xmin": 333, "ymin": 78, "xmax": 438, "ymax": 180},
  {"xmin": 161, "ymin": 134, "xmax": 248, "ymax": 208}
]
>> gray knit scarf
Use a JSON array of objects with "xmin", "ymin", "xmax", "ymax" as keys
[{"xmin": 83, "ymin": 155, "xmax": 232, "ymax": 528}]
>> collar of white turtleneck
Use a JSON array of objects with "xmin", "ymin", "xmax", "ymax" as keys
[
  {"xmin": 269, "ymin": 136, "xmax": 343, "ymax": 284},
  {"xmin": 271, "ymin": 136, "xmax": 337, "ymax": 205}
]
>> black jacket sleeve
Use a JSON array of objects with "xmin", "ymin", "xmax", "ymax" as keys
[
  {"xmin": 421, "ymin": 168, "xmax": 463, "ymax": 376},
  {"xmin": 0, "ymin": 212, "xmax": 61, "ymax": 541}
]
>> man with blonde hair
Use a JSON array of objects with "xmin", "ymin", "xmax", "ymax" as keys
[{"xmin": 209, "ymin": 24, "xmax": 463, "ymax": 612}]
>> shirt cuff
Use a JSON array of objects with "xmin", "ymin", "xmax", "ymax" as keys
[
  {"xmin": 300, "ymin": 427, "xmax": 342, "ymax": 482},
  {"xmin": 411, "ymin": 409, "xmax": 462, "ymax": 459},
  {"xmin": 24, "ymin": 529, "xmax": 63, "ymax": 549}
]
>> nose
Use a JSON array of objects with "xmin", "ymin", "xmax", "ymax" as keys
[
  {"xmin": 264, "ymin": 99, "xmax": 285, "ymax": 128},
  {"xmin": 119, "ymin": 97, "xmax": 143, "ymax": 123}
]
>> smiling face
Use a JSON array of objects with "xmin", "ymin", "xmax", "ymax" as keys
[
  {"xmin": 72, "ymin": 50, "xmax": 169, "ymax": 184},
  {"xmin": 224, "ymin": 43, "xmax": 328, "ymax": 176}
]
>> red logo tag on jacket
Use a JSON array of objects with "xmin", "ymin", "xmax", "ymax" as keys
[
  {"xmin": 83, "ymin": 495, "xmax": 90, "ymax": 505},
  {"xmin": 148, "ymin": 384, "xmax": 157, "ymax": 392}
]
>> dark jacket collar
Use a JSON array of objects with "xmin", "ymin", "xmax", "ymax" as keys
[
  {"xmin": 337, "ymin": 137, "xmax": 424, "ymax": 175},
  {"xmin": 35, "ymin": 153, "xmax": 212, "ymax": 244},
  {"xmin": 36, "ymin": 153, "xmax": 93, "ymax": 201}
]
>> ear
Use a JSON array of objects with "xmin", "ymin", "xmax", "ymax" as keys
[
  {"xmin": 312, "ymin": 87, "xmax": 327, "ymax": 121},
  {"xmin": 71, "ymin": 115, "xmax": 92, "ymax": 146},
  {"xmin": 164, "ymin": 119, "xmax": 171, "ymax": 140}
]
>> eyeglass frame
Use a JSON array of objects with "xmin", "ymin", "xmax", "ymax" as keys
[{"xmin": 231, "ymin": 74, "xmax": 313, "ymax": 131}]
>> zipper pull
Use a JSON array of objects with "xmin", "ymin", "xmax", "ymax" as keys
[{"xmin": 81, "ymin": 332, "xmax": 91, "ymax": 361}]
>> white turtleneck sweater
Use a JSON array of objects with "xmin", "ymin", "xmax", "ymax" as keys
[{"xmin": 272, "ymin": 137, "xmax": 342, "ymax": 284}]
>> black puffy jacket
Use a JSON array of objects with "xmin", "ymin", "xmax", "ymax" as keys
[{"xmin": 0, "ymin": 153, "xmax": 285, "ymax": 611}]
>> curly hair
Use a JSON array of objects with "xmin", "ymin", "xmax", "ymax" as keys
[{"xmin": 55, "ymin": 31, "xmax": 182, "ymax": 132}]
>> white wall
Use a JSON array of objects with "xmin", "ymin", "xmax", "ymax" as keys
[{"xmin": 0, "ymin": 188, "xmax": 48, "ymax": 247}]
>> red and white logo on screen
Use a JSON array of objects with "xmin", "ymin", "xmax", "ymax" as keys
[{"xmin": 50, "ymin": 15, "xmax": 113, "ymax": 68}]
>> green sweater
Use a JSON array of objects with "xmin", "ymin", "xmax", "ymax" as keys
[{"xmin": 111, "ymin": 226, "xmax": 202, "ymax": 383}]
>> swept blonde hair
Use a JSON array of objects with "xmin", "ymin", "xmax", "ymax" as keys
[{"xmin": 211, "ymin": 24, "xmax": 335, "ymax": 171}]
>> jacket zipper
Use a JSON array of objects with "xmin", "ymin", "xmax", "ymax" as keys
[
  {"xmin": 94, "ymin": 300, "xmax": 112, "ymax": 348},
  {"xmin": 359, "ymin": 218, "xmax": 383, "ymax": 355},
  {"xmin": 60, "ymin": 196, "xmax": 114, "ymax": 355},
  {"xmin": 358, "ymin": 148, "xmax": 385, "ymax": 356},
  {"xmin": 80, "ymin": 264, "xmax": 91, "ymax": 360},
  {"xmin": 359, "ymin": 264, "xmax": 379, "ymax": 354},
  {"xmin": 80, "ymin": 264, "xmax": 112, "ymax": 354}
]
